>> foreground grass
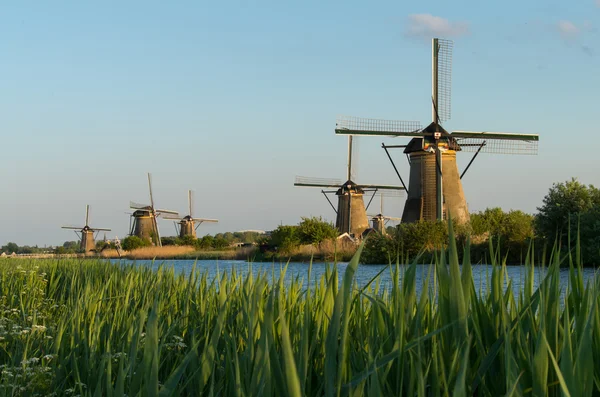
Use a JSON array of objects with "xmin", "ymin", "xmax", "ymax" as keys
[{"xmin": 0, "ymin": 224, "xmax": 599, "ymax": 396}]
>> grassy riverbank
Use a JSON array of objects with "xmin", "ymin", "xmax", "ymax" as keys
[{"xmin": 0, "ymin": 224, "xmax": 598, "ymax": 395}]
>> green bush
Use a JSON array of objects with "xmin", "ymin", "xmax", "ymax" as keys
[
  {"xmin": 212, "ymin": 237, "xmax": 229, "ymax": 250},
  {"xmin": 122, "ymin": 236, "xmax": 151, "ymax": 251},
  {"xmin": 297, "ymin": 216, "xmax": 338, "ymax": 245},
  {"xmin": 269, "ymin": 225, "xmax": 300, "ymax": 253},
  {"xmin": 198, "ymin": 235, "xmax": 214, "ymax": 249}
]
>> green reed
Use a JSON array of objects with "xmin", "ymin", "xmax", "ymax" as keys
[{"xmin": 0, "ymin": 222, "xmax": 598, "ymax": 396}]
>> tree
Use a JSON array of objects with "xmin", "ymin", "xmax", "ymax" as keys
[
  {"xmin": 1, "ymin": 242, "xmax": 19, "ymax": 254},
  {"xmin": 198, "ymin": 235, "xmax": 214, "ymax": 249},
  {"xmin": 63, "ymin": 241, "xmax": 79, "ymax": 250},
  {"xmin": 297, "ymin": 216, "xmax": 338, "ymax": 245},
  {"xmin": 212, "ymin": 237, "xmax": 229, "ymax": 250},
  {"xmin": 122, "ymin": 236, "xmax": 151, "ymax": 251},
  {"xmin": 536, "ymin": 178, "xmax": 600, "ymax": 239},
  {"xmin": 269, "ymin": 225, "xmax": 300, "ymax": 253},
  {"xmin": 179, "ymin": 235, "xmax": 197, "ymax": 247},
  {"xmin": 471, "ymin": 208, "xmax": 534, "ymax": 243}
]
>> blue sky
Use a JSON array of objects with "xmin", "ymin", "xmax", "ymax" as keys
[{"xmin": 1, "ymin": 0, "xmax": 599, "ymax": 246}]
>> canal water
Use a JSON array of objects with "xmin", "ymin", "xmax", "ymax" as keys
[{"xmin": 112, "ymin": 258, "xmax": 599, "ymax": 295}]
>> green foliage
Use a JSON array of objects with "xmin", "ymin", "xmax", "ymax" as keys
[
  {"xmin": 269, "ymin": 225, "xmax": 300, "ymax": 253},
  {"xmin": 161, "ymin": 236, "xmax": 180, "ymax": 246},
  {"xmin": 396, "ymin": 220, "xmax": 449, "ymax": 255},
  {"xmin": 536, "ymin": 178, "xmax": 600, "ymax": 240},
  {"xmin": 536, "ymin": 178, "xmax": 600, "ymax": 265},
  {"xmin": 63, "ymin": 241, "xmax": 79, "ymax": 250},
  {"xmin": 122, "ymin": 236, "xmax": 151, "ymax": 251},
  {"xmin": 211, "ymin": 237, "xmax": 229, "ymax": 250},
  {"xmin": 361, "ymin": 232, "xmax": 397, "ymax": 264},
  {"xmin": 1, "ymin": 242, "xmax": 19, "ymax": 254},
  {"xmin": 471, "ymin": 207, "xmax": 534, "ymax": 243},
  {"xmin": 0, "ymin": 226, "xmax": 598, "ymax": 395},
  {"xmin": 179, "ymin": 235, "xmax": 198, "ymax": 247},
  {"xmin": 297, "ymin": 216, "xmax": 338, "ymax": 245},
  {"xmin": 95, "ymin": 240, "xmax": 111, "ymax": 251},
  {"xmin": 197, "ymin": 235, "xmax": 214, "ymax": 249},
  {"xmin": 53, "ymin": 246, "xmax": 67, "ymax": 255}
]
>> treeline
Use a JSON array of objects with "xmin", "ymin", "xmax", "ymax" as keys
[
  {"xmin": 1, "ymin": 242, "xmax": 72, "ymax": 255},
  {"xmin": 362, "ymin": 178, "xmax": 600, "ymax": 266},
  {"xmin": 114, "ymin": 230, "xmax": 266, "ymax": 252}
]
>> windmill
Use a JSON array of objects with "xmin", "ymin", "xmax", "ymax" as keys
[
  {"xmin": 61, "ymin": 205, "xmax": 111, "ymax": 253},
  {"xmin": 367, "ymin": 192, "xmax": 403, "ymax": 234},
  {"xmin": 335, "ymin": 38, "xmax": 539, "ymax": 224},
  {"xmin": 129, "ymin": 173, "xmax": 178, "ymax": 246},
  {"xmin": 294, "ymin": 135, "xmax": 404, "ymax": 237},
  {"xmin": 163, "ymin": 190, "xmax": 218, "ymax": 238}
]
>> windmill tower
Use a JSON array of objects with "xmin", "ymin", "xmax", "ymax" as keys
[
  {"xmin": 129, "ymin": 173, "xmax": 178, "ymax": 246},
  {"xmin": 335, "ymin": 38, "xmax": 539, "ymax": 224},
  {"xmin": 367, "ymin": 192, "xmax": 402, "ymax": 234},
  {"xmin": 61, "ymin": 205, "xmax": 111, "ymax": 252},
  {"xmin": 164, "ymin": 190, "xmax": 218, "ymax": 238},
  {"xmin": 294, "ymin": 136, "xmax": 404, "ymax": 237}
]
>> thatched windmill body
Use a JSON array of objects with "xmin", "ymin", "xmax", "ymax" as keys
[
  {"xmin": 129, "ymin": 173, "xmax": 178, "ymax": 246},
  {"xmin": 164, "ymin": 190, "xmax": 218, "ymax": 238},
  {"xmin": 294, "ymin": 136, "xmax": 404, "ymax": 237},
  {"xmin": 61, "ymin": 205, "xmax": 111, "ymax": 252},
  {"xmin": 335, "ymin": 38, "xmax": 539, "ymax": 224}
]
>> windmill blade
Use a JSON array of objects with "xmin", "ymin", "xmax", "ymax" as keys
[
  {"xmin": 153, "ymin": 216, "xmax": 161, "ymax": 246},
  {"xmin": 335, "ymin": 116, "xmax": 424, "ymax": 137},
  {"xmin": 452, "ymin": 131, "xmax": 539, "ymax": 155},
  {"xmin": 359, "ymin": 184, "xmax": 405, "ymax": 191},
  {"xmin": 382, "ymin": 216, "xmax": 402, "ymax": 221},
  {"xmin": 434, "ymin": 38, "xmax": 453, "ymax": 123},
  {"xmin": 451, "ymin": 131, "xmax": 539, "ymax": 141},
  {"xmin": 130, "ymin": 201, "xmax": 151, "ymax": 210},
  {"xmin": 90, "ymin": 227, "xmax": 112, "ymax": 232},
  {"xmin": 294, "ymin": 176, "xmax": 343, "ymax": 188},
  {"xmin": 192, "ymin": 218, "xmax": 218, "ymax": 223},
  {"xmin": 147, "ymin": 173, "xmax": 155, "ymax": 209},
  {"xmin": 368, "ymin": 189, "xmax": 404, "ymax": 197},
  {"xmin": 61, "ymin": 226, "xmax": 84, "ymax": 230},
  {"xmin": 162, "ymin": 216, "xmax": 184, "ymax": 221},
  {"xmin": 155, "ymin": 209, "xmax": 179, "ymax": 216},
  {"xmin": 188, "ymin": 190, "xmax": 194, "ymax": 217},
  {"xmin": 85, "ymin": 205, "xmax": 90, "ymax": 227}
]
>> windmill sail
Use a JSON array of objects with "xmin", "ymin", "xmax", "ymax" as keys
[
  {"xmin": 294, "ymin": 176, "xmax": 343, "ymax": 188},
  {"xmin": 434, "ymin": 38, "xmax": 453, "ymax": 123},
  {"xmin": 336, "ymin": 115, "xmax": 423, "ymax": 137}
]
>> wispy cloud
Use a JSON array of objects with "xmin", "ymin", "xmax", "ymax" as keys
[
  {"xmin": 556, "ymin": 20, "xmax": 580, "ymax": 39},
  {"xmin": 405, "ymin": 14, "xmax": 469, "ymax": 39},
  {"xmin": 553, "ymin": 20, "xmax": 594, "ymax": 56}
]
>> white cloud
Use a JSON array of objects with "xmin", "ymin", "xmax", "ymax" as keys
[
  {"xmin": 556, "ymin": 20, "xmax": 580, "ymax": 39},
  {"xmin": 405, "ymin": 14, "xmax": 469, "ymax": 39}
]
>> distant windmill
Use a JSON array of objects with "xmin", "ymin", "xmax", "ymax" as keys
[
  {"xmin": 61, "ymin": 205, "xmax": 111, "ymax": 253},
  {"xmin": 367, "ymin": 192, "xmax": 402, "ymax": 234},
  {"xmin": 164, "ymin": 190, "xmax": 218, "ymax": 238},
  {"xmin": 335, "ymin": 38, "xmax": 539, "ymax": 224},
  {"xmin": 294, "ymin": 135, "xmax": 404, "ymax": 237},
  {"xmin": 129, "ymin": 173, "xmax": 178, "ymax": 246}
]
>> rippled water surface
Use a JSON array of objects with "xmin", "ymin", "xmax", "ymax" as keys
[{"xmin": 111, "ymin": 259, "xmax": 599, "ymax": 295}]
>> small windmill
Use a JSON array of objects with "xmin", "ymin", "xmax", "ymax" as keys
[
  {"xmin": 129, "ymin": 173, "xmax": 178, "ymax": 246},
  {"xmin": 294, "ymin": 135, "xmax": 404, "ymax": 237},
  {"xmin": 61, "ymin": 205, "xmax": 111, "ymax": 252},
  {"xmin": 366, "ymin": 191, "xmax": 403, "ymax": 234},
  {"xmin": 164, "ymin": 190, "xmax": 218, "ymax": 238},
  {"xmin": 335, "ymin": 38, "xmax": 539, "ymax": 224}
]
